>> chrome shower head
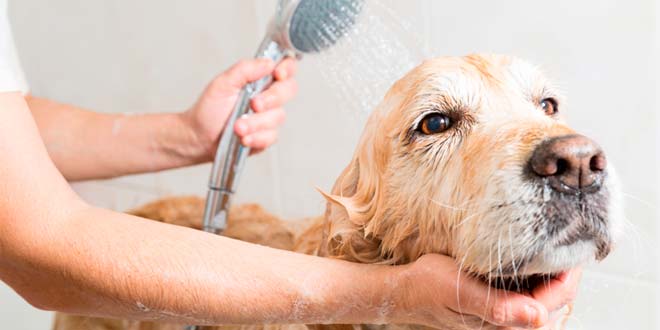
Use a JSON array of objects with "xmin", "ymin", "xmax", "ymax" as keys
[
  {"xmin": 201, "ymin": 0, "xmax": 365, "ymax": 236},
  {"xmin": 270, "ymin": 0, "xmax": 364, "ymax": 54}
]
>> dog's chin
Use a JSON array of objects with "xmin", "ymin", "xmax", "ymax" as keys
[{"xmin": 482, "ymin": 240, "xmax": 597, "ymax": 293}]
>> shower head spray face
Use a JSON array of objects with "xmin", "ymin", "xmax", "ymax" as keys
[{"xmin": 274, "ymin": 0, "xmax": 364, "ymax": 54}]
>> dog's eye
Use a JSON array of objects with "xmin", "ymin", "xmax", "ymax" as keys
[
  {"xmin": 417, "ymin": 113, "xmax": 452, "ymax": 135},
  {"xmin": 540, "ymin": 98, "xmax": 558, "ymax": 115}
]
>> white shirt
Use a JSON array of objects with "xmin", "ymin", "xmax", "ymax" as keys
[{"xmin": 0, "ymin": 0, "xmax": 28, "ymax": 94}]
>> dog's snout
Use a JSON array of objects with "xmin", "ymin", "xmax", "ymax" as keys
[{"xmin": 530, "ymin": 134, "xmax": 606, "ymax": 194}]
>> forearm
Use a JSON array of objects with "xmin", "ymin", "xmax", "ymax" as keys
[
  {"xmin": 0, "ymin": 92, "xmax": 397, "ymax": 325},
  {"xmin": 27, "ymin": 96, "xmax": 211, "ymax": 181},
  {"xmin": 2, "ymin": 204, "xmax": 396, "ymax": 325}
]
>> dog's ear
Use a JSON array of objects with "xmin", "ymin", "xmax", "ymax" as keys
[{"xmin": 317, "ymin": 112, "xmax": 393, "ymax": 263}]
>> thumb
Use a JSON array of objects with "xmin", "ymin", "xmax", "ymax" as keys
[
  {"xmin": 447, "ymin": 272, "xmax": 549, "ymax": 328},
  {"xmin": 217, "ymin": 58, "xmax": 275, "ymax": 88}
]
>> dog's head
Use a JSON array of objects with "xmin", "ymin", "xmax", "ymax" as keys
[{"xmin": 321, "ymin": 54, "xmax": 623, "ymax": 287}]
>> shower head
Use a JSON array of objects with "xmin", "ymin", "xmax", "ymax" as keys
[
  {"xmin": 202, "ymin": 0, "xmax": 365, "ymax": 236},
  {"xmin": 201, "ymin": 0, "xmax": 364, "ymax": 237},
  {"xmin": 270, "ymin": 0, "xmax": 364, "ymax": 54}
]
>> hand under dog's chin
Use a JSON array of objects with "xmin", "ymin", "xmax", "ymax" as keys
[{"xmin": 480, "ymin": 240, "xmax": 597, "ymax": 293}]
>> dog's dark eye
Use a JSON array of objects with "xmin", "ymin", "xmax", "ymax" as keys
[
  {"xmin": 540, "ymin": 98, "xmax": 558, "ymax": 116},
  {"xmin": 417, "ymin": 113, "xmax": 452, "ymax": 135}
]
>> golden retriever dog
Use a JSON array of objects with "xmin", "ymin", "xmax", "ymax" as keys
[{"xmin": 53, "ymin": 54, "xmax": 623, "ymax": 330}]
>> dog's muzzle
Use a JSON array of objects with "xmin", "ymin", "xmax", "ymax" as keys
[{"xmin": 526, "ymin": 133, "xmax": 613, "ymax": 260}]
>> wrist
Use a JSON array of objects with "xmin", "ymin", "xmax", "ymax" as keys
[
  {"xmin": 289, "ymin": 261, "xmax": 399, "ymax": 325},
  {"xmin": 380, "ymin": 263, "xmax": 418, "ymax": 325},
  {"xmin": 173, "ymin": 111, "xmax": 216, "ymax": 163},
  {"xmin": 332, "ymin": 263, "xmax": 411, "ymax": 325}
]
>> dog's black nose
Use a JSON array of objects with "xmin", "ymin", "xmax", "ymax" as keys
[{"xmin": 530, "ymin": 134, "xmax": 606, "ymax": 194}]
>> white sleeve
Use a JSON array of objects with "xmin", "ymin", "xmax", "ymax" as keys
[{"xmin": 0, "ymin": 0, "xmax": 28, "ymax": 94}]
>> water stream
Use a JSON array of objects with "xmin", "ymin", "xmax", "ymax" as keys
[{"xmin": 307, "ymin": 1, "xmax": 430, "ymax": 119}]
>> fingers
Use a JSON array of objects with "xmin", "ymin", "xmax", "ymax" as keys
[
  {"xmin": 250, "ymin": 78, "xmax": 298, "ymax": 113},
  {"xmin": 274, "ymin": 57, "xmax": 297, "ymax": 81},
  {"xmin": 234, "ymin": 109, "xmax": 285, "ymax": 151},
  {"xmin": 206, "ymin": 57, "xmax": 295, "ymax": 155},
  {"xmin": 218, "ymin": 58, "xmax": 276, "ymax": 88},
  {"xmin": 531, "ymin": 268, "xmax": 582, "ymax": 312},
  {"xmin": 242, "ymin": 129, "xmax": 278, "ymax": 152},
  {"xmin": 234, "ymin": 108, "xmax": 286, "ymax": 137},
  {"xmin": 216, "ymin": 57, "xmax": 297, "ymax": 91},
  {"xmin": 440, "ymin": 267, "xmax": 547, "ymax": 328}
]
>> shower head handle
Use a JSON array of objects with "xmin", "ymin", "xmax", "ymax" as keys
[{"xmin": 201, "ymin": 0, "xmax": 364, "ymax": 234}]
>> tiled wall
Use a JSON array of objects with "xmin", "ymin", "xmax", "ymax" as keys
[{"xmin": 4, "ymin": 0, "xmax": 658, "ymax": 329}]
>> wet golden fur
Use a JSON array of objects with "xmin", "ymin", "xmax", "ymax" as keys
[{"xmin": 54, "ymin": 54, "xmax": 621, "ymax": 330}]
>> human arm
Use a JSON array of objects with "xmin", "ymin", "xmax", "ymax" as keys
[
  {"xmin": 0, "ymin": 92, "xmax": 576, "ymax": 328},
  {"xmin": 2, "ymin": 90, "xmax": 388, "ymax": 325},
  {"xmin": 26, "ymin": 58, "xmax": 296, "ymax": 181}
]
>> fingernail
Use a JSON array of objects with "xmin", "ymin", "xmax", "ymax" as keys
[
  {"xmin": 524, "ymin": 305, "xmax": 537, "ymax": 325},
  {"xmin": 557, "ymin": 270, "xmax": 571, "ymax": 282},
  {"xmin": 525, "ymin": 305, "xmax": 546, "ymax": 328},
  {"xmin": 236, "ymin": 121, "xmax": 248, "ymax": 134},
  {"xmin": 256, "ymin": 96, "xmax": 274, "ymax": 111},
  {"xmin": 277, "ymin": 68, "xmax": 288, "ymax": 80},
  {"xmin": 252, "ymin": 97, "xmax": 263, "ymax": 111}
]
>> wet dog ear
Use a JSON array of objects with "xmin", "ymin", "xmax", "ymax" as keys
[
  {"xmin": 316, "ymin": 117, "xmax": 390, "ymax": 263},
  {"xmin": 318, "ymin": 160, "xmax": 384, "ymax": 263}
]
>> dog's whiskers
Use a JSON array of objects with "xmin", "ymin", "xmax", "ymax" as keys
[
  {"xmin": 507, "ymin": 223, "xmax": 521, "ymax": 291},
  {"xmin": 427, "ymin": 197, "xmax": 493, "ymax": 228},
  {"xmin": 428, "ymin": 197, "xmax": 484, "ymax": 211},
  {"xmin": 622, "ymin": 192, "xmax": 656, "ymax": 210},
  {"xmin": 496, "ymin": 229, "xmax": 509, "ymax": 295},
  {"xmin": 454, "ymin": 211, "xmax": 488, "ymax": 228},
  {"xmin": 477, "ymin": 241, "xmax": 494, "ymax": 330},
  {"xmin": 456, "ymin": 239, "xmax": 479, "ymax": 330}
]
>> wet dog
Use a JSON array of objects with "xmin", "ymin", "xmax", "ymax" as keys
[{"xmin": 54, "ymin": 54, "xmax": 622, "ymax": 330}]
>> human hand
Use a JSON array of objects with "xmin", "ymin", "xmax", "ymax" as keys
[
  {"xmin": 390, "ymin": 255, "xmax": 581, "ymax": 329},
  {"xmin": 498, "ymin": 268, "xmax": 581, "ymax": 330},
  {"xmin": 182, "ymin": 58, "xmax": 297, "ymax": 158}
]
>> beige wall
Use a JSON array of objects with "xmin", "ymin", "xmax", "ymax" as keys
[{"xmin": 3, "ymin": 0, "xmax": 658, "ymax": 329}]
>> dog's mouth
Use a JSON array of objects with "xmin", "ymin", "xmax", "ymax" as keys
[{"xmin": 481, "ymin": 271, "xmax": 566, "ymax": 294}]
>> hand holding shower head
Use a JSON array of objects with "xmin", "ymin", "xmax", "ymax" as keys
[
  {"xmin": 190, "ymin": 3, "xmax": 362, "ymax": 328},
  {"xmin": 202, "ymin": 0, "xmax": 364, "ymax": 234}
]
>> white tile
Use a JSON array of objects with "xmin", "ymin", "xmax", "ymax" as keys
[
  {"xmin": 71, "ymin": 181, "xmax": 162, "ymax": 212},
  {"xmin": 566, "ymin": 271, "xmax": 659, "ymax": 330},
  {"xmin": 593, "ymin": 212, "xmax": 659, "ymax": 284},
  {"xmin": 233, "ymin": 146, "xmax": 285, "ymax": 216},
  {"xmin": 0, "ymin": 282, "xmax": 53, "ymax": 329},
  {"xmin": 102, "ymin": 172, "xmax": 162, "ymax": 193}
]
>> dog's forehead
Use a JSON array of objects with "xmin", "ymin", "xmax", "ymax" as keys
[
  {"xmin": 416, "ymin": 55, "xmax": 549, "ymax": 99},
  {"xmin": 376, "ymin": 54, "xmax": 559, "ymax": 130}
]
